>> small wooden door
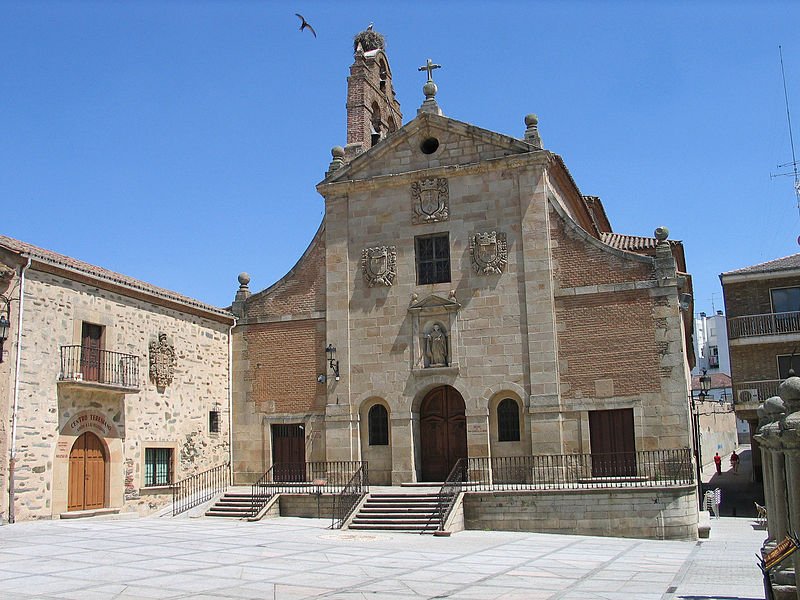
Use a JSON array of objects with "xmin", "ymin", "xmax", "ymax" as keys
[
  {"xmin": 271, "ymin": 424, "xmax": 305, "ymax": 482},
  {"xmin": 68, "ymin": 432, "xmax": 106, "ymax": 511},
  {"xmin": 420, "ymin": 386, "xmax": 467, "ymax": 481},
  {"xmin": 81, "ymin": 323, "xmax": 103, "ymax": 382},
  {"xmin": 589, "ymin": 408, "xmax": 636, "ymax": 477}
]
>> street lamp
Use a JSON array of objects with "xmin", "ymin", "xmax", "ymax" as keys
[
  {"xmin": 0, "ymin": 295, "xmax": 10, "ymax": 364},
  {"xmin": 325, "ymin": 344, "xmax": 340, "ymax": 381},
  {"xmin": 692, "ymin": 369, "xmax": 712, "ymax": 507}
]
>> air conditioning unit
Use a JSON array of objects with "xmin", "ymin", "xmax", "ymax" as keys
[{"xmin": 737, "ymin": 388, "xmax": 759, "ymax": 404}]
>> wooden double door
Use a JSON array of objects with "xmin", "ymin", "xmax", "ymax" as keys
[
  {"xmin": 420, "ymin": 386, "xmax": 467, "ymax": 481},
  {"xmin": 271, "ymin": 424, "xmax": 306, "ymax": 482},
  {"xmin": 68, "ymin": 432, "xmax": 107, "ymax": 511}
]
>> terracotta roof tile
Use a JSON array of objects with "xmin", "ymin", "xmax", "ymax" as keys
[
  {"xmin": 722, "ymin": 253, "xmax": 800, "ymax": 276},
  {"xmin": 0, "ymin": 235, "xmax": 233, "ymax": 320}
]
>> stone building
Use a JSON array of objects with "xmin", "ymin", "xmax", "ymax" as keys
[
  {"xmin": 231, "ymin": 25, "xmax": 698, "ymax": 536},
  {"xmin": 721, "ymin": 252, "xmax": 800, "ymax": 483},
  {"xmin": 0, "ymin": 235, "xmax": 234, "ymax": 522}
]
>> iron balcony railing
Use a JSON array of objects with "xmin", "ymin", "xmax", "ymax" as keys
[
  {"xmin": 331, "ymin": 464, "xmax": 369, "ymax": 529},
  {"xmin": 732, "ymin": 379, "xmax": 782, "ymax": 405},
  {"xmin": 728, "ymin": 311, "xmax": 800, "ymax": 340},
  {"xmin": 59, "ymin": 345, "xmax": 140, "ymax": 389},
  {"xmin": 250, "ymin": 461, "xmax": 369, "ymax": 518},
  {"xmin": 172, "ymin": 462, "xmax": 230, "ymax": 516}
]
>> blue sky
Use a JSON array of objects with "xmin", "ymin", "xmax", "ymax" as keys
[{"xmin": 3, "ymin": 1, "xmax": 800, "ymax": 314}]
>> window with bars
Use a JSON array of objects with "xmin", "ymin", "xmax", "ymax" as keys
[
  {"xmin": 368, "ymin": 404, "xmax": 389, "ymax": 446},
  {"xmin": 415, "ymin": 234, "xmax": 451, "ymax": 285},
  {"xmin": 209, "ymin": 410, "xmax": 220, "ymax": 433},
  {"xmin": 497, "ymin": 398, "xmax": 520, "ymax": 442},
  {"xmin": 144, "ymin": 447, "xmax": 173, "ymax": 487}
]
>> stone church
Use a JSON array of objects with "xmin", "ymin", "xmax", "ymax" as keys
[{"xmin": 229, "ymin": 27, "xmax": 696, "ymax": 491}]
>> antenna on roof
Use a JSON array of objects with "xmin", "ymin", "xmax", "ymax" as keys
[{"xmin": 771, "ymin": 45, "xmax": 800, "ymax": 217}]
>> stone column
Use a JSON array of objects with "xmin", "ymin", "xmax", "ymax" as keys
[
  {"xmin": 772, "ymin": 451, "xmax": 789, "ymax": 539},
  {"xmin": 761, "ymin": 444, "xmax": 777, "ymax": 540}
]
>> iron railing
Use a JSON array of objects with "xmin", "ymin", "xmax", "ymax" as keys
[
  {"xmin": 728, "ymin": 311, "xmax": 800, "ymax": 339},
  {"xmin": 461, "ymin": 449, "xmax": 693, "ymax": 491},
  {"xmin": 331, "ymin": 464, "xmax": 369, "ymax": 529},
  {"xmin": 251, "ymin": 461, "xmax": 368, "ymax": 518},
  {"xmin": 172, "ymin": 462, "xmax": 230, "ymax": 516},
  {"xmin": 59, "ymin": 345, "xmax": 139, "ymax": 389},
  {"xmin": 430, "ymin": 458, "xmax": 468, "ymax": 533}
]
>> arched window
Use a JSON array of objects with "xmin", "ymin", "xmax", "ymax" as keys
[
  {"xmin": 368, "ymin": 404, "xmax": 389, "ymax": 445},
  {"xmin": 497, "ymin": 398, "xmax": 520, "ymax": 442},
  {"xmin": 370, "ymin": 102, "xmax": 382, "ymax": 146}
]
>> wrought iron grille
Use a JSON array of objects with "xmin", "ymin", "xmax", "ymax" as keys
[
  {"xmin": 59, "ymin": 345, "xmax": 139, "ymax": 389},
  {"xmin": 172, "ymin": 462, "xmax": 230, "ymax": 516}
]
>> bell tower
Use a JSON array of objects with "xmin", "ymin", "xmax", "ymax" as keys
[{"xmin": 344, "ymin": 27, "xmax": 403, "ymax": 161}]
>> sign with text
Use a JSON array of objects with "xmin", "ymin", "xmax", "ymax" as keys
[{"xmin": 61, "ymin": 410, "xmax": 120, "ymax": 439}]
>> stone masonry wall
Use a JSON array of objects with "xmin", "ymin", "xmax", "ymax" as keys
[
  {"xmin": 0, "ymin": 256, "xmax": 21, "ymax": 523},
  {"xmin": 12, "ymin": 268, "xmax": 231, "ymax": 521},
  {"xmin": 463, "ymin": 486, "xmax": 698, "ymax": 540}
]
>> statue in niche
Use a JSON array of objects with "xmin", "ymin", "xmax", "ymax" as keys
[
  {"xmin": 426, "ymin": 324, "xmax": 448, "ymax": 367},
  {"xmin": 149, "ymin": 332, "xmax": 176, "ymax": 388}
]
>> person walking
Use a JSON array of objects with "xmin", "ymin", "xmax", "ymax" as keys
[
  {"xmin": 714, "ymin": 452, "xmax": 722, "ymax": 474},
  {"xmin": 730, "ymin": 450, "xmax": 740, "ymax": 474}
]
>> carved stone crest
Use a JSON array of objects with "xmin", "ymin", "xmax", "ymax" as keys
[
  {"xmin": 149, "ymin": 332, "xmax": 176, "ymax": 388},
  {"xmin": 470, "ymin": 231, "xmax": 507, "ymax": 274},
  {"xmin": 362, "ymin": 245, "xmax": 397, "ymax": 287},
  {"xmin": 411, "ymin": 177, "xmax": 449, "ymax": 224}
]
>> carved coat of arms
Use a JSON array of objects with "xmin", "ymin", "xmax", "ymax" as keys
[
  {"xmin": 362, "ymin": 245, "xmax": 397, "ymax": 287},
  {"xmin": 149, "ymin": 332, "xmax": 176, "ymax": 388},
  {"xmin": 411, "ymin": 177, "xmax": 449, "ymax": 224},
  {"xmin": 470, "ymin": 231, "xmax": 508, "ymax": 274}
]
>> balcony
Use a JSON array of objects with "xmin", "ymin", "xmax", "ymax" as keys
[
  {"xmin": 59, "ymin": 345, "xmax": 140, "ymax": 392},
  {"xmin": 728, "ymin": 311, "xmax": 800, "ymax": 341}
]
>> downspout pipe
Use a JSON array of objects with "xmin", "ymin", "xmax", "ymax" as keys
[
  {"xmin": 8, "ymin": 257, "xmax": 31, "ymax": 524},
  {"xmin": 227, "ymin": 316, "xmax": 237, "ymax": 485}
]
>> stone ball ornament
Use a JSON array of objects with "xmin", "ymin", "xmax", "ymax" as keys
[
  {"xmin": 423, "ymin": 80, "xmax": 438, "ymax": 99},
  {"xmin": 238, "ymin": 272, "xmax": 251, "ymax": 287},
  {"xmin": 778, "ymin": 373, "xmax": 800, "ymax": 414},
  {"xmin": 654, "ymin": 226, "xmax": 669, "ymax": 241},
  {"xmin": 524, "ymin": 114, "xmax": 538, "ymax": 127},
  {"xmin": 331, "ymin": 146, "xmax": 345, "ymax": 159}
]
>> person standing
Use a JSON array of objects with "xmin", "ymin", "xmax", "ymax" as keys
[
  {"xmin": 714, "ymin": 452, "xmax": 722, "ymax": 474},
  {"xmin": 730, "ymin": 450, "xmax": 740, "ymax": 474}
]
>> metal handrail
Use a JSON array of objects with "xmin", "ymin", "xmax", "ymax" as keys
[
  {"xmin": 172, "ymin": 462, "xmax": 230, "ymax": 516},
  {"xmin": 330, "ymin": 464, "xmax": 369, "ymax": 529},
  {"xmin": 251, "ymin": 461, "xmax": 369, "ymax": 519},
  {"xmin": 59, "ymin": 345, "xmax": 139, "ymax": 389},
  {"xmin": 429, "ymin": 458, "xmax": 468, "ymax": 534}
]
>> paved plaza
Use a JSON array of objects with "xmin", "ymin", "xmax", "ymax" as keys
[{"xmin": 0, "ymin": 512, "xmax": 766, "ymax": 600}]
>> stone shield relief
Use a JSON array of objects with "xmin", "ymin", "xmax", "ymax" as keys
[
  {"xmin": 149, "ymin": 332, "xmax": 176, "ymax": 388},
  {"xmin": 411, "ymin": 177, "xmax": 449, "ymax": 224},
  {"xmin": 470, "ymin": 231, "xmax": 507, "ymax": 274},
  {"xmin": 362, "ymin": 245, "xmax": 397, "ymax": 287}
]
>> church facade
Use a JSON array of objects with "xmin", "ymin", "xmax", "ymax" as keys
[{"xmin": 230, "ymin": 28, "xmax": 696, "ymax": 497}]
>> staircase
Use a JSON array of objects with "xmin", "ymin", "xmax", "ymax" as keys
[
  {"xmin": 348, "ymin": 492, "xmax": 443, "ymax": 533},
  {"xmin": 204, "ymin": 491, "xmax": 259, "ymax": 518}
]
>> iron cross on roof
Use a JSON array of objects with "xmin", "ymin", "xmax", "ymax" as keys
[{"xmin": 418, "ymin": 58, "xmax": 441, "ymax": 82}]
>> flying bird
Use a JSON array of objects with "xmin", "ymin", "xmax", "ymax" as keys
[{"xmin": 295, "ymin": 13, "xmax": 316, "ymax": 38}]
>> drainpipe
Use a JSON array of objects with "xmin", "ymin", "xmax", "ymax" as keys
[
  {"xmin": 8, "ymin": 257, "xmax": 31, "ymax": 524},
  {"xmin": 227, "ymin": 316, "xmax": 237, "ymax": 485}
]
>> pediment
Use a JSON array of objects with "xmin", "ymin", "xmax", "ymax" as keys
[
  {"xmin": 321, "ymin": 112, "xmax": 540, "ymax": 185},
  {"xmin": 408, "ymin": 293, "xmax": 461, "ymax": 313}
]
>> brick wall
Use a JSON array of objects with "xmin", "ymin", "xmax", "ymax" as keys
[
  {"xmin": 243, "ymin": 319, "xmax": 325, "ymax": 414},
  {"xmin": 723, "ymin": 276, "xmax": 800, "ymax": 318},
  {"xmin": 556, "ymin": 290, "xmax": 661, "ymax": 397}
]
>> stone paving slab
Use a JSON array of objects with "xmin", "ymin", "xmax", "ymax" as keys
[{"xmin": 0, "ymin": 515, "xmax": 766, "ymax": 599}]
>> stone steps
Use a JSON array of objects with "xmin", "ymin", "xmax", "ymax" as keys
[
  {"xmin": 347, "ymin": 492, "xmax": 443, "ymax": 533},
  {"xmin": 205, "ymin": 492, "xmax": 258, "ymax": 518}
]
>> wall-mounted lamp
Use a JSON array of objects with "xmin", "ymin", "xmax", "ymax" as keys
[
  {"xmin": 0, "ymin": 295, "xmax": 11, "ymax": 364},
  {"xmin": 325, "ymin": 343, "xmax": 340, "ymax": 381},
  {"xmin": 678, "ymin": 293, "xmax": 692, "ymax": 311},
  {"xmin": 316, "ymin": 374, "xmax": 327, "ymax": 384},
  {"xmin": 697, "ymin": 368, "xmax": 712, "ymax": 401}
]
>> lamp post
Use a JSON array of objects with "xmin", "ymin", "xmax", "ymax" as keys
[
  {"xmin": 0, "ymin": 295, "xmax": 10, "ymax": 364},
  {"xmin": 325, "ymin": 344, "xmax": 340, "ymax": 381},
  {"xmin": 692, "ymin": 369, "xmax": 712, "ymax": 507}
]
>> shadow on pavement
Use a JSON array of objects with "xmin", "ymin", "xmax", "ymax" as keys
[{"xmin": 701, "ymin": 446, "xmax": 765, "ymax": 518}]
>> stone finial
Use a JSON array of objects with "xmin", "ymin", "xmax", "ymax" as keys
[
  {"xmin": 654, "ymin": 226, "xmax": 669, "ymax": 241},
  {"xmin": 417, "ymin": 58, "xmax": 443, "ymax": 116},
  {"xmin": 524, "ymin": 114, "xmax": 542, "ymax": 147},
  {"xmin": 233, "ymin": 272, "xmax": 251, "ymax": 316},
  {"xmin": 327, "ymin": 146, "xmax": 345, "ymax": 176}
]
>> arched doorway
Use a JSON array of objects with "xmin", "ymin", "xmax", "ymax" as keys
[
  {"xmin": 68, "ymin": 432, "xmax": 106, "ymax": 511},
  {"xmin": 420, "ymin": 386, "xmax": 467, "ymax": 481}
]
